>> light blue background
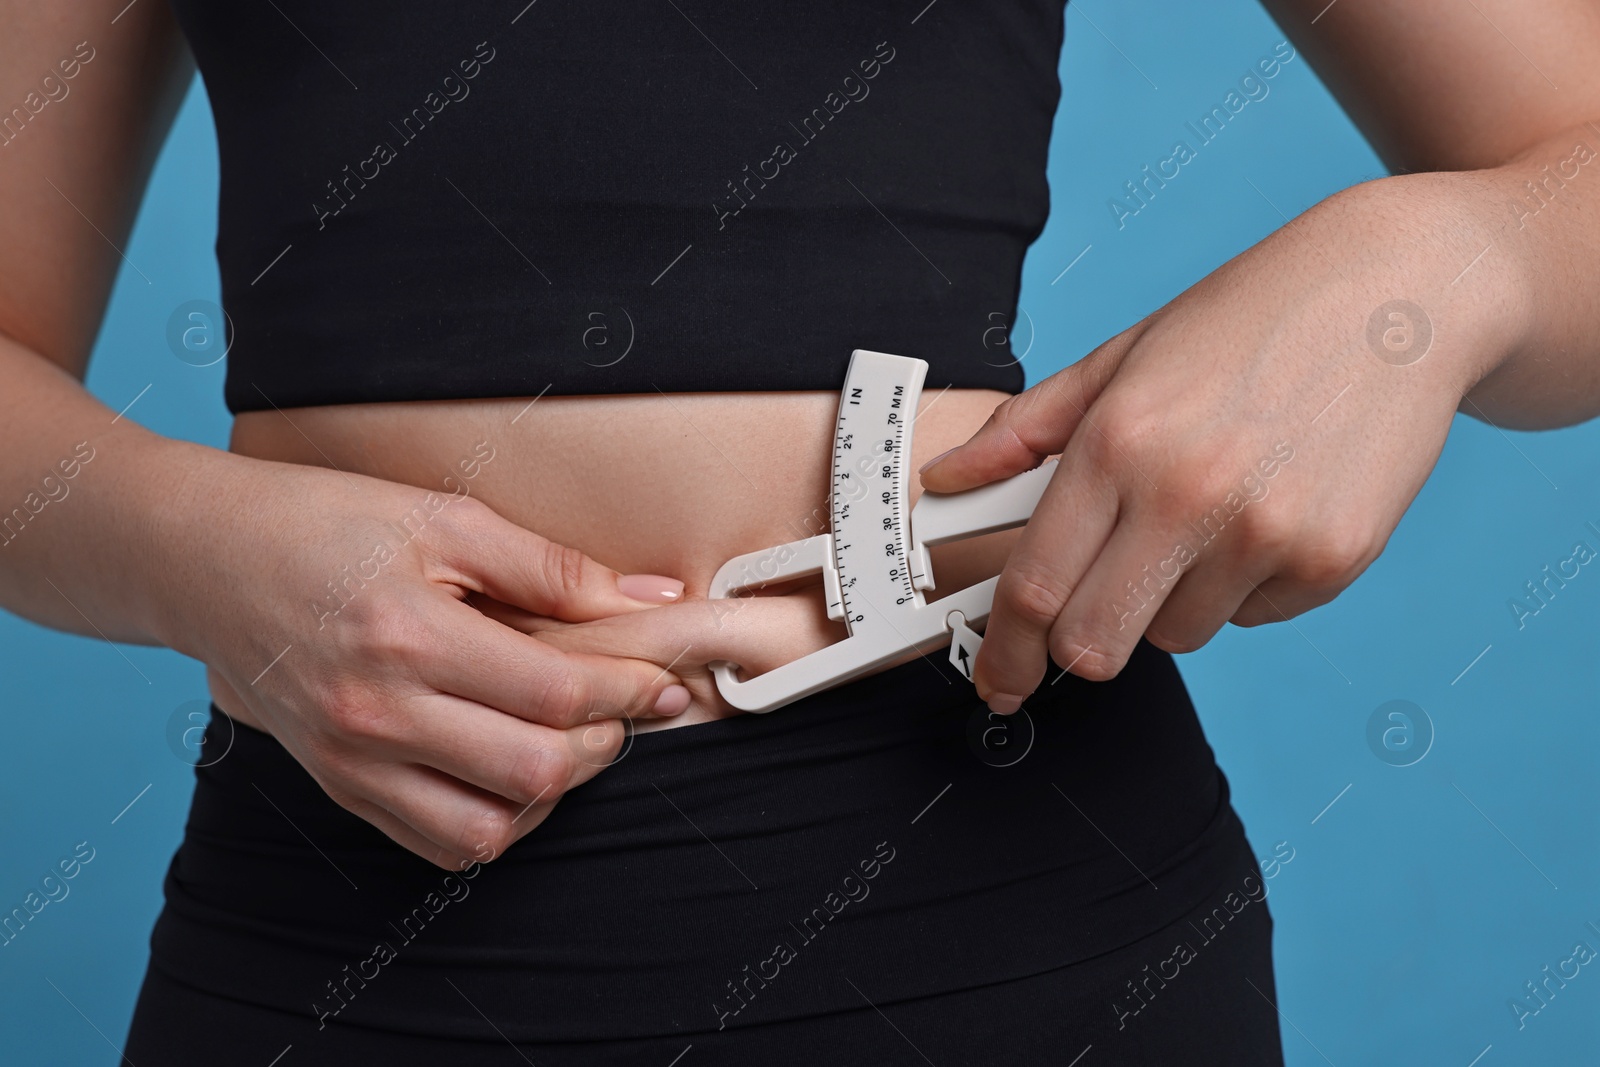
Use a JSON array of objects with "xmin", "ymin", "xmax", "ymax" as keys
[{"xmin": 3, "ymin": 2, "xmax": 1597, "ymax": 1063}]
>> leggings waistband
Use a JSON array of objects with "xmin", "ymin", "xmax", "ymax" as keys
[{"xmin": 149, "ymin": 638, "xmax": 1252, "ymax": 1041}]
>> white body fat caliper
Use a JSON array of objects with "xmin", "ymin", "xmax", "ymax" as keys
[{"xmin": 708, "ymin": 349, "xmax": 1060, "ymax": 713}]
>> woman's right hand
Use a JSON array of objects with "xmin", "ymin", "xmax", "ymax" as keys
[{"xmin": 173, "ymin": 453, "xmax": 692, "ymax": 871}]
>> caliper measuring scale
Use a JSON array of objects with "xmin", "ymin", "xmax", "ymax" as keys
[{"xmin": 708, "ymin": 349, "xmax": 1059, "ymax": 713}]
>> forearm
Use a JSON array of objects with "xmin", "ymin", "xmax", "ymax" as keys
[{"xmin": 0, "ymin": 334, "xmax": 252, "ymax": 650}]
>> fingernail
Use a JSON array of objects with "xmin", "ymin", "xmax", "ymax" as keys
[
  {"xmin": 919, "ymin": 446, "xmax": 959, "ymax": 474},
  {"xmin": 986, "ymin": 693, "xmax": 1024, "ymax": 716},
  {"xmin": 618, "ymin": 573, "xmax": 685, "ymax": 603},
  {"xmin": 653, "ymin": 684, "xmax": 691, "ymax": 716}
]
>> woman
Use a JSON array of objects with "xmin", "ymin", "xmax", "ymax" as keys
[{"xmin": 3, "ymin": 0, "xmax": 1598, "ymax": 1062}]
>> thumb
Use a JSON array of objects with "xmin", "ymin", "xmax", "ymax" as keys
[
  {"xmin": 433, "ymin": 497, "xmax": 684, "ymax": 622},
  {"xmin": 919, "ymin": 325, "xmax": 1139, "ymax": 494}
]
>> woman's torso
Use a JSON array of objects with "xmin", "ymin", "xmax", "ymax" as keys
[{"xmin": 180, "ymin": 0, "xmax": 1068, "ymax": 727}]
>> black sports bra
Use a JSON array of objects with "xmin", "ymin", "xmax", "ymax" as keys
[{"xmin": 170, "ymin": 2, "xmax": 1065, "ymax": 414}]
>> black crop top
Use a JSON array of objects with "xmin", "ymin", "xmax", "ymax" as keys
[{"xmin": 170, "ymin": 2, "xmax": 1065, "ymax": 414}]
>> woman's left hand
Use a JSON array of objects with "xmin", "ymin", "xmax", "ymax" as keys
[{"xmin": 920, "ymin": 174, "xmax": 1527, "ymax": 713}]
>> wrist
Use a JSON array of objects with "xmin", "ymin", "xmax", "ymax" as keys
[
  {"xmin": 133, "ymin": 437, "xmax": 273, "ymax": 660},
  {"xmin": 1331, "ymin": 170, "xmax": 1535, "ymax": 401}
]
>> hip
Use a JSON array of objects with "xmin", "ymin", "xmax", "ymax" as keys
[{"xmin": 148, "ymin": 637, "xmax": 1260, "ymax": 1044}]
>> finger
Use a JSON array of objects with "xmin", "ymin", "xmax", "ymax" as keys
[
  {"xmin": 1229, "ymin": 553, "xmax": 1371, "ymax": 628},
  {"xmin": 920, "ymin": 324, "xmax": 1142, "ymax": 494},
  {"xmin": 1141, "ymin": 529, "xmax": 1280, "ymax": 653},
  {"xmin": 972, "ymin": 461, "xmax": 1119, "ymax": 710},
  {"xmin": 1231, "ymin": 581, "xmax": 1324, "ymax": 627},
  {"xmin": 341, "ymin": 796, "xmax": 477, "ymax": 871},
  {"xmin": 1030, "ymin": 508, "xmax": 1198, "ymax": 686},
  {"xmin": 417, "ymin": 596, "xmax": 691, "ymax": 725},
  {"xmin": 345, "ymin": 760, "xmax": 554, "ymax": 865},
  {"xmin": 521, "ymin": 589, "xmax": 847, "ymax": 682},
  {"xmin": 380, "ymin": 690, "xmax": 624, "ymax": 806},
  {"xmin": 430, "ymin": 498, "xmax": 685, "ymax": 621},
  {"xmin": 1184, "ymin": 499, "xmax": 1376, "ymax": 631},
  {"xmin": 462, "ymin": 590, "xmax": 543, "ymax": 632}
]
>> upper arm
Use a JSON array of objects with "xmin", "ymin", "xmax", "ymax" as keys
[
  {"xmin": 1260, "ymin": 0, "xmax": 1600, "ymax": 172},
  {"xmin": 0, "ymin": 0, "xmax": 193, "ymax": 378}
]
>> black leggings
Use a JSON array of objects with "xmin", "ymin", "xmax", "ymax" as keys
[{"xmin": 126, "ymin": 639, "xmax": 1284, "ymax": 1065}]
